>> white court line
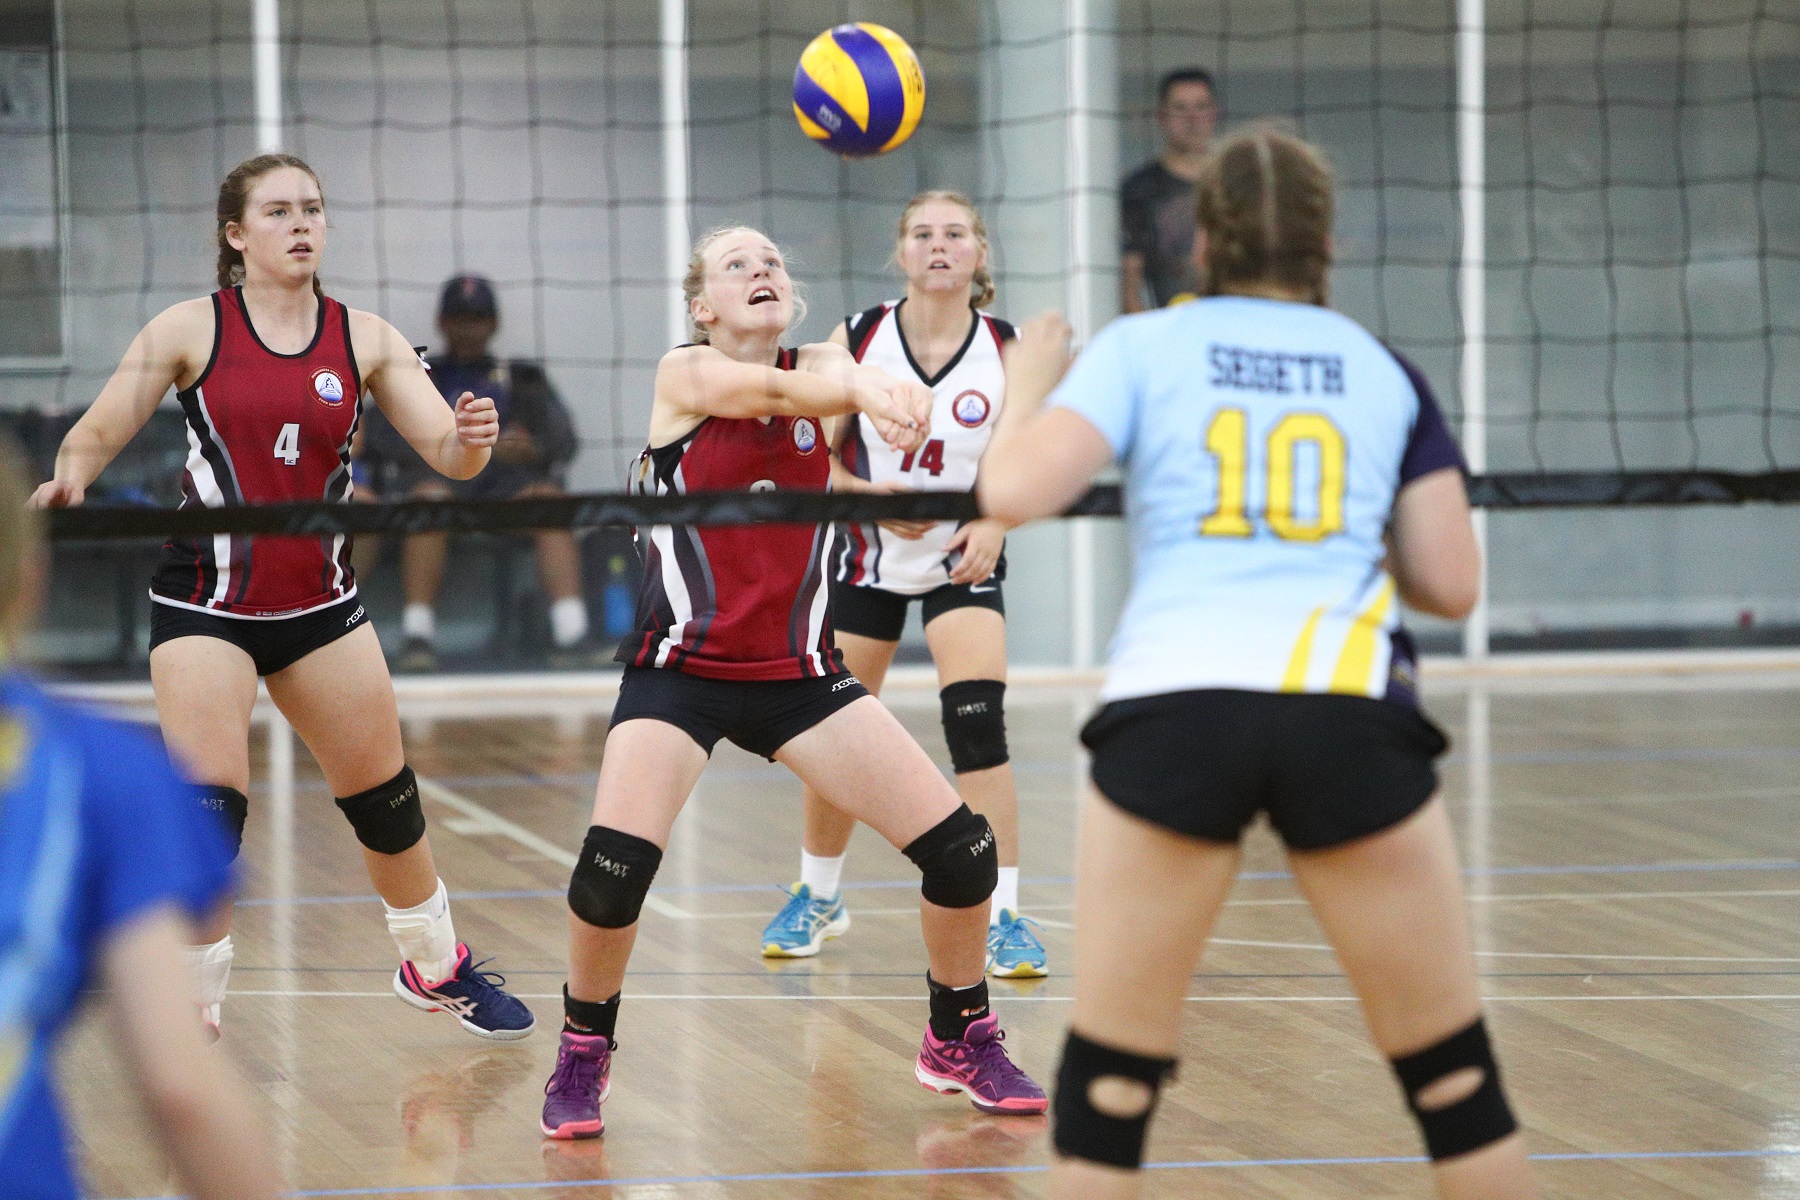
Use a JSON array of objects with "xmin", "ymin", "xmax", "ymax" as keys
[
  {"xmin": 657, "ymin": 887, "xmax": 1800, "ymax": 923},
  {"xmin": 1234, "ymin": 888, "xmax": 1800, "ymax": 907},
  {"xmin": 223, "ymin": 990, "xmax": 1800, "ymax": 1004},
  {"xmin": 1208, "ymin": 937, "xmax": 1800, "ymax": 963},
  {"xmin": 414, "ymin": 776, "xmax": 688, "ymax": 920}
]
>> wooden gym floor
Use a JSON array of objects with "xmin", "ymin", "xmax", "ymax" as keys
[{"xmin": 58, "ymin": 669, "xmax": 1800, "ymax": 1198}]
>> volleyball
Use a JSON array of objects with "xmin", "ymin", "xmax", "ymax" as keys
[{"xmin": 792, "ymin": 23, "xmax": 926, "ymax": 158}]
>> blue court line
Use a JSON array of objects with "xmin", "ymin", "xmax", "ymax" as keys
[
  {"xmin": 231, "ymin": 857, "xmax": 1800, "ymax": 910},
  {"xmin": 244, "ymin": 741, "xmax": 1800, "ymax": 799},
  {"xmin": 1444, "ymin": 744, "xmax": 1800, "ymax": 767},
  {"xmin": 105, "ymin": 1145, "xmax": 1800, "ymax": 1199},
  {"xmin": 222, "ymin": 966, "xmax": 1800, "ymax": 981}
]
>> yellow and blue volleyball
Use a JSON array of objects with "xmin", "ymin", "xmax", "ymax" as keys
[{"xmin": 792, "ymin": 23, "xmax": 925, "ymax": 158}]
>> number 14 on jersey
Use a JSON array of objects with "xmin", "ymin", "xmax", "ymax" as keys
[{"xmin": 899, "ymin": 439, "xmax": 945, "ymax": 476}]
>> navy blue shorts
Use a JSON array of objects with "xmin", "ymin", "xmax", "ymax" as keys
[
  {"xmin": 1081, "ymin": 689, "xmax": 1448, "ymax": 851},
  {"xmin": 609, "ymin": 666, "xmax": 870, "ymax": 760},
  {"xmin": 149, "ymin": 594, "xmax": 369, "ymax": 677},
  {"xmin": 830, "ymin": 576, "xmax": 1005, "ymax": 643}
]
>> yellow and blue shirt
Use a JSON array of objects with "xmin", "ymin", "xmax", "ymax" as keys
[
  {"xmin": 1051, "ymin": 295, "xmax": 1464, "ymax": 707},
  {"xmin": 0, "ymin": 672, "xmax": 232, "ymax": 1199}
]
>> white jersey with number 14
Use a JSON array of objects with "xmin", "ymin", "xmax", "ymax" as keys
[{"xmin": 834, "ymin": 300, "xmax": 1014, "ymax": 596}]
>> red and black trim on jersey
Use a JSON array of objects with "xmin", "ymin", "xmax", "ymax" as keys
[
  {"xmin": 616, "ymin": 347, "xmax": 844, "ymax": 681},
  {"xmin": 844, "ymin": 301, "xmax": 1014, "ymax": 384},
  {"xmin": 833, "ymin": 414, "xmax": 879, "ymax": 587},
  {"xmin": 832, "ymin": 304, "xmax": 1014, "ymax": 591},
  {"xmin": 151, "ymin": 287, "xmax": 363, "ymax": 619}
]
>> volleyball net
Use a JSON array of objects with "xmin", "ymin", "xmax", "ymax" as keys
[{"xmin": 7, "ymin": 0, "xmax": 1800, "ymax": 672}]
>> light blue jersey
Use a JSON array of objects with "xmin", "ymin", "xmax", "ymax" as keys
[{"xmin": 1051, "ymin": 296, "xmax": 1463, "ymax": 705}]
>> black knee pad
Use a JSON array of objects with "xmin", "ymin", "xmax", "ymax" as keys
[
  {"xmin": 197, "ymin": 785, "xmax": 249, "ymax": 861},
  {"xmin": 1390, "ymin": 1017, "xmax": 1519, "ymax": 1161},
  {"xmin": 940, "ymin": 680, "xmax": 1009, "ymax": 774},
  {"xmin": 1052, "ymin": 1030, "xmax": 1178, "ymax": 1169},
  {"xmin": 903, "ymin": 804, "xmax": 997, "ymax": 909},
  {"xmin": 567, "ymin": 825, "xmax": 664, "ymax": 929},
  {"xmin": 333, "ymin": 766, "xmax": 426, "ymax": 856}
]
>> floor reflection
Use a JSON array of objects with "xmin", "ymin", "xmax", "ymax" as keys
[
  {"xmin": 397, "ymin": 1045, "xmax": 535, "ymax": 1185},
  {"xmin": 917, "ymin": 1112, "xmax": 1047, "ymax": 1198}
]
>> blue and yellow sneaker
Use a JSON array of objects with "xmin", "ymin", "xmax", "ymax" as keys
[
  {"xmin": 986, "ymin": 910, "xmax": 1048, "ymax": 978},
  {"xmin": 394, "ymin": 943, "xmax": 536, "ymax": 1040},
  {"xmin": 760, "ymin": 883, "xmax": 850, "ymax": 958}
]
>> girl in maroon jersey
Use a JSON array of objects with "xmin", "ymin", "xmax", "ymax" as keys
[
  {"xmin": 539, "ymin": 227, "xmax": 1046, "ymax": 1141},
  {"xmin": 29, "ymin": 154, "xmax": 534, "ymax": 1042}
]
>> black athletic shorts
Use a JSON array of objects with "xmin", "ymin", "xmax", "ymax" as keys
[
  {"xmin": 149, "ymin": 594, "xmax": 370, "ymax": 677},
  {"xmin": 1080, "ymin": 689, "xmax": 1449, "ymax": 851},
  {"xmin": 831, "ymin": 575, "xmax": 1005, "ymax": 643},
  {"xmin": 609, "ymin": 665, "xmax": 870, "ymax": 760}
]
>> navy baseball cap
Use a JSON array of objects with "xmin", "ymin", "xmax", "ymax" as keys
[{"xmin": 438, "ymin": 274, "xmax": 498, "ymax": 320}]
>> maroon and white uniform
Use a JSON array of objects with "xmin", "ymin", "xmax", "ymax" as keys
[
  {"xmin": 615, "ymin": 348, "xmax": 841, "ymax": 681},
  {"xmin": 151, "ymin": 286, "xmax": 362, "ymax": 618},
  {"xmin": 836, "ymin": 301, "xmax": 1012, "ymax": 593}
]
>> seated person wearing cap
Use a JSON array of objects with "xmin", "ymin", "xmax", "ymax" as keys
[{"xmin": 359, "ymin": 274, "xmax": 597, "ymax": 670}]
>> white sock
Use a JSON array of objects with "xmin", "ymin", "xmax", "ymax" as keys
[
  {"xmin": 384, "ymin": 878, "xmax": 459, "ymax": 982},
  {"xmin": 183, "ymin": 935, "xmax": 234, "ymax": 1028},
  {"xmin": 800, "ymin": 851, "xmax": 846, "ymax": 901},
  {"xmin": 991, "ymin": 867, "xmax": 1020, "ymax": 924},
  {"xmin": 549, "ymin": 596, "xmax": 589, "ymax": 648},
  {"xmin": 402, "ymin": 603, "xmax": 436, "ymax": 642}
]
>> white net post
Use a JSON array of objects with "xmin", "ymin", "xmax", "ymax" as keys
[
  {"xmin": 661, "ymin": 0, "xmax": 690, "ymax": 350},
  {"xmin": 1458, "ymin": 0, "xmax": 1490, "ymax": 661},
  {"xmin": 1067, "ymin": 0, "xmax": 1097, "ymax": 671},
  {"xmin": 252, "ymin": 0, "xmax": 280, "ymax": 152}
]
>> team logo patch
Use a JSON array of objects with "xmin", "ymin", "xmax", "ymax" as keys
[
  {"xmin": 952, "ymin": 389, "xmax": 990, "ymax": 428},
  {"xmin": 792, "ymin": 418, "xmax": 819, "ymax": 454},
  {"xmin": 312, "ymin": 368, "xmax": 346, "ymax": 406}
]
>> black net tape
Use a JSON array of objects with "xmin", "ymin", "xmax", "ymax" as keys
[{"xmin": 43, "ymin": 471, "xmax": 1800, "ymax": 543}]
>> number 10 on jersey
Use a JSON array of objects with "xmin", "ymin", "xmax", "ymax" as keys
[{"xmin": 1200, "ymin": 408, "xmax": 1347, "ymax": 542}]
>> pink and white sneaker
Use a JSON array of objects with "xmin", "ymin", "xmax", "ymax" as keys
[{"xmin": 915, "ymin": 1013, "xmax": 1047, "ymax": 1115}]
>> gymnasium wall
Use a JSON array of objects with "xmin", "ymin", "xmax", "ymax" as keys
[{"xmin": 8, "ymin": 0, "xmax": 1800, "ymax": 663}]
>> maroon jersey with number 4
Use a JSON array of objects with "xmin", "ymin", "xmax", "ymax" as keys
[
  {"xmin": 616, "ymin": 348, "xmax": 841, "ymax": 680},
  {"xmin": 151, "ymin": 286, "xmax": 362, "ymax": 618}
]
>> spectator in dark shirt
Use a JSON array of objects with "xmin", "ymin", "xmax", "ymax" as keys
[
  {"xmin": 1120, "ymin": 67, "xmax": 1219, "ymax": 312},
  {"xmin": 360, "ymin": 275, "xmax": 597, "ymax": 669}
]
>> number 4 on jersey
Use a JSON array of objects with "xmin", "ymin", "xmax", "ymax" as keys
[
  {"xmin": 274, "ymin": 422, "xmax": 301, "ymax": 466},
  {"xmin": 899, "ymin": 438, "xmax": 946, "ymax": 476}
]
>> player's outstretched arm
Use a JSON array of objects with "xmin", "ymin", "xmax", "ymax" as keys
[
  {"xmin": 652, "ymin": 343, "xmax": 926, "ymax": 451},
  {"xmin": 980, "ymin": 311, "xmax": 1111, "ymax": 524},
  {"xmin": 352, "ymin": 310, "xmax": 496, "ymax": 481},
  {"xmin": 102, "ymin": 906, "xmax": 283, "ymax": 1200},
  {"xmin": 1386, "ymin": 467, "xmax": 1480, "ymax": 619},
  {"xmin": 30, "ymin": 300, "xmax": 211, "ymax": 509}
]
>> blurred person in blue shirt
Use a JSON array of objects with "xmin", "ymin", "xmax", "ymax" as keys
[
  {"xmin": 0, "ymin": 439, "xmax": 281, "ymax": 1200},
  {"xmin": 358, "ymin": 274, "xmax": 597, "ymax": 670}
]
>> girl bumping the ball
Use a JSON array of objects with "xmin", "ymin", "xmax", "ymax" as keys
[
  {"xmin": 982, "ymin": 128, "xmax": 1539, "ymax": 1199},
  {"xmin": 30, "ymin": 154, "xmax": 535, "ymax": 1044},
  {"xmin": 759, "ymin": 191, "xmax": 1046, "ymax": 981},
  {"xmin": 540, "ymin": 226, "xmax": 1046, "ymax": 1141}
]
